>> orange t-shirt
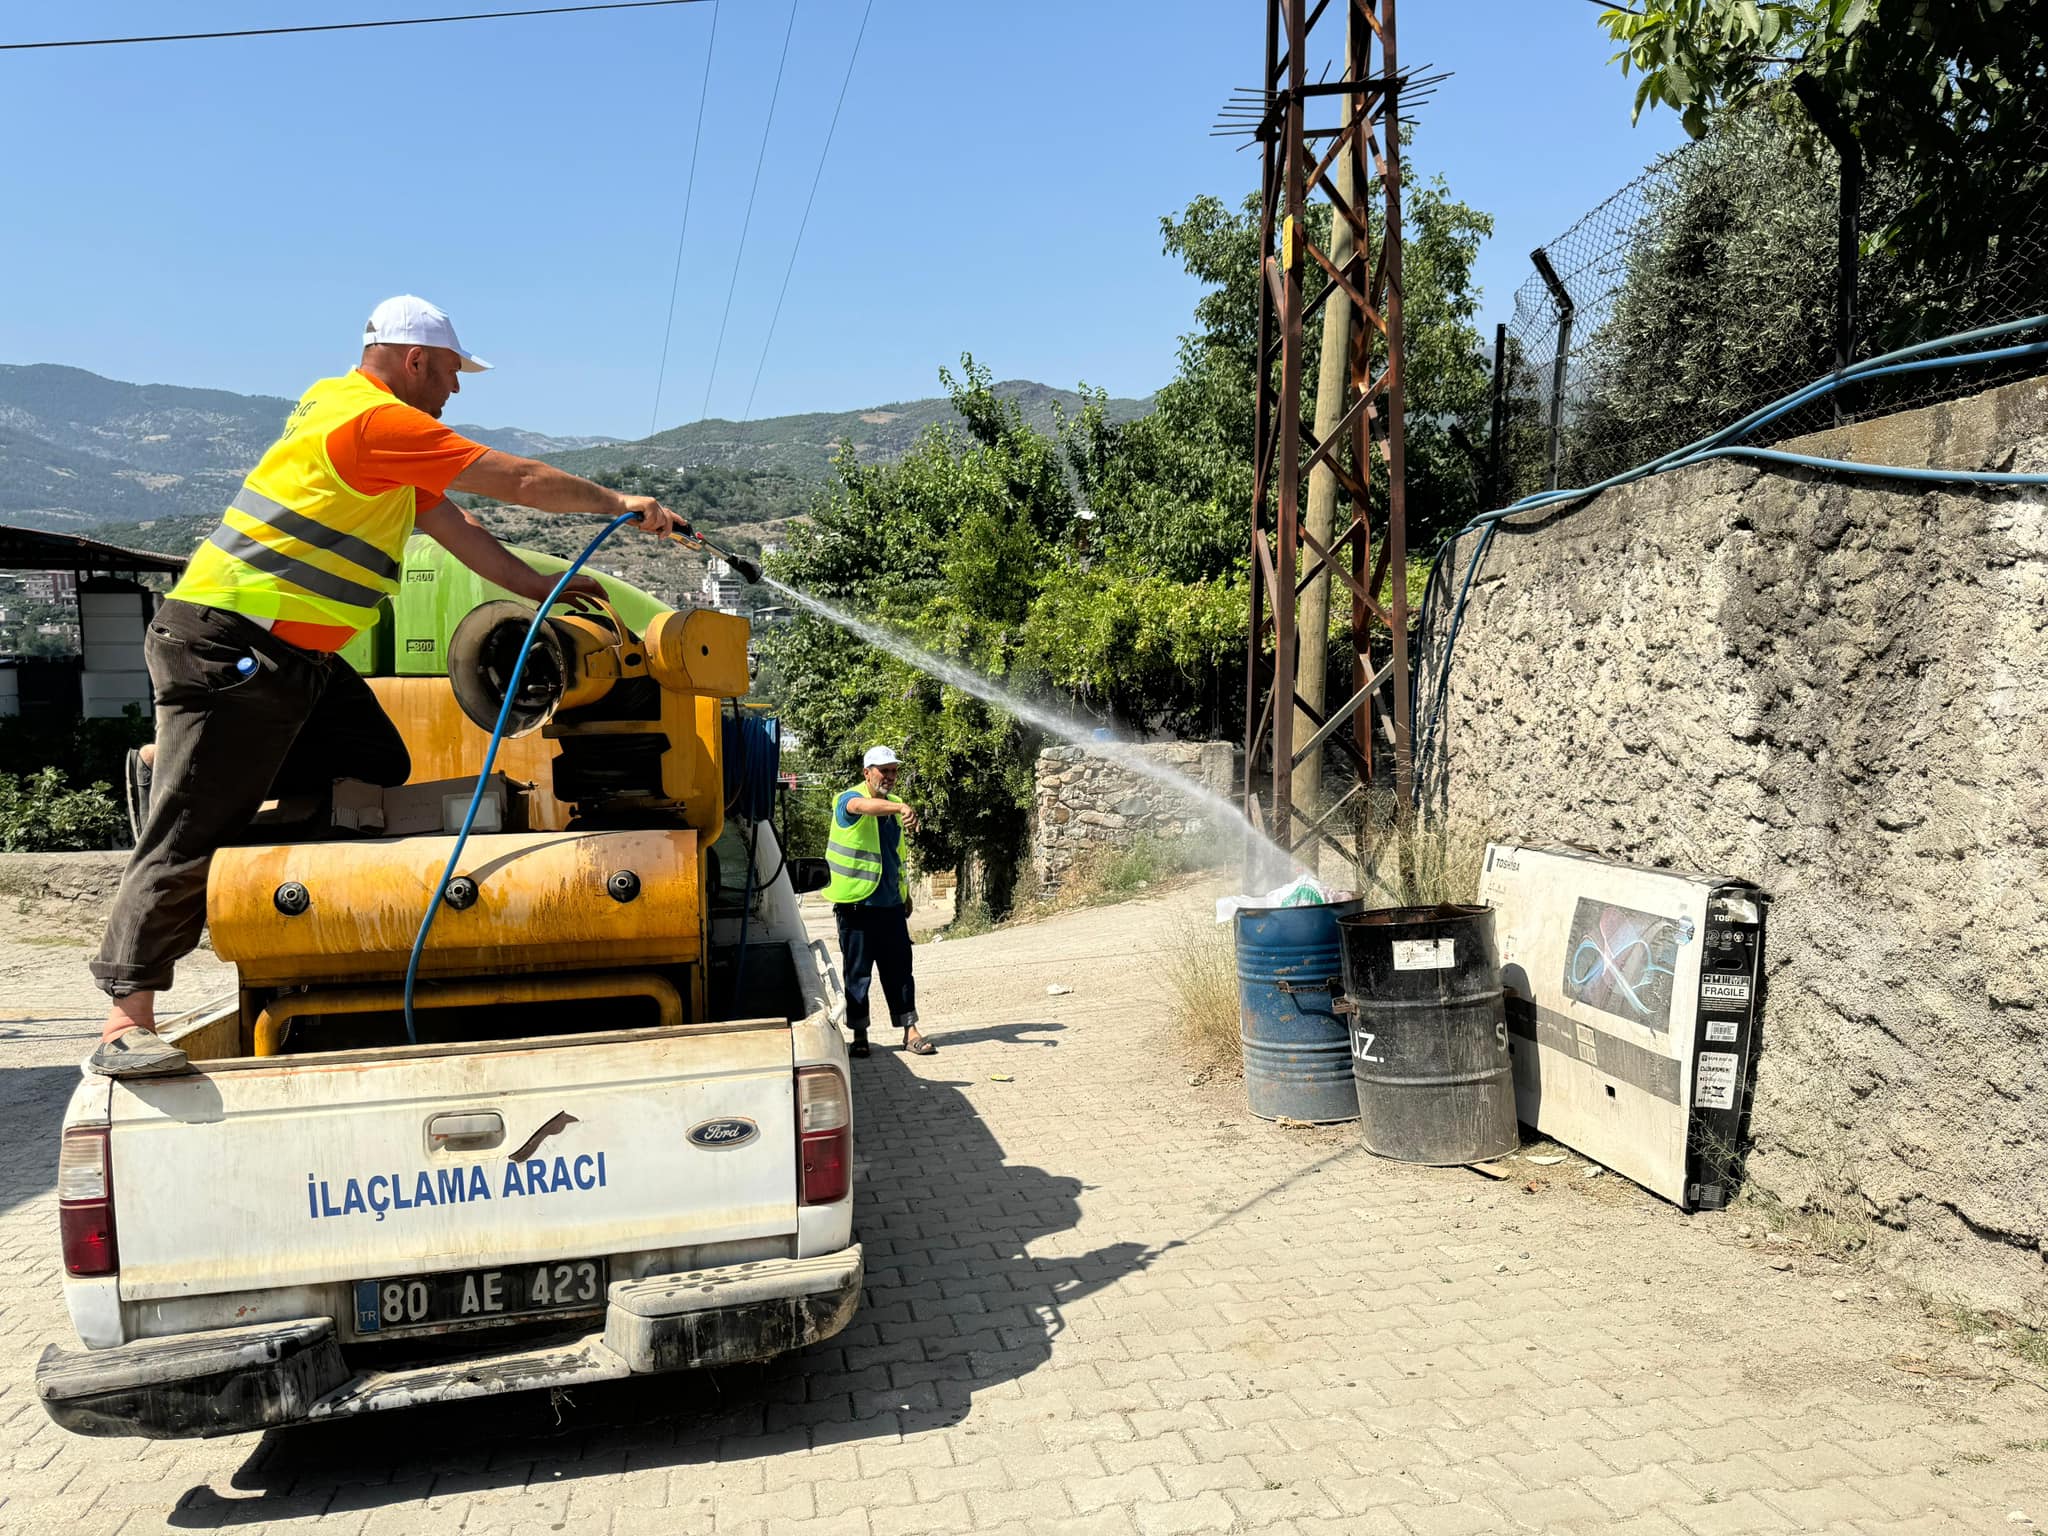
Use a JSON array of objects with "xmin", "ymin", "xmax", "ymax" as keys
[{"xmin": 271, "ymin": 370, "xmax": 489, "ymax": 651}]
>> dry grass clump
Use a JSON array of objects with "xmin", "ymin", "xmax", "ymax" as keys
[
  {"xmin": 1351, "ymin": 793, "xmax": 1491, "ymax": 908},
  {"xmin": 1020, "ymin": 833, "xmax": 1222, "ymax": 921},
  {"xmin": 1164, "ymin": 915, "xmax": 1241, "ymax": 1072}
]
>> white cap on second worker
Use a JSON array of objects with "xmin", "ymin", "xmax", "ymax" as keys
[
  {"xmin": 362, "ymin": 295, "xmax": 492, "ymax": 373},
  {"xmin": 863, "ymin": 746, "xmax": 900, "ymax": 769}
]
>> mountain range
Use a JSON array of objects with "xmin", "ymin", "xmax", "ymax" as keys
[
  {"xmin": 0, "ymin": 364, "xmax": 618, "ymax": 533},
  {"xmin": 548, "ymin": 380, "xmax": 1152, "ymax": 482},
  {"xmin": 0, "ymin": 363, "xmax": 1152, "ymax": 541}
]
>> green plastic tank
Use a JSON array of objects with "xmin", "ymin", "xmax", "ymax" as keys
[{"xmin": 343, "ymin": 534, "xmax": 673, "ymax": 677}]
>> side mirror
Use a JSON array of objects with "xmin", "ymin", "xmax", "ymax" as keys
[{"xmin": 789, "ymin": 858, "xmax": 830, "ymax": 896}]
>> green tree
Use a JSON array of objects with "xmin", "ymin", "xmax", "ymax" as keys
[
  {"xmin": 1565, "ymin": 112, "xmax": 1843, "ymax": 484},
  {"xmin": 1097, "ymin": 176, "xmax": 1494, "ymax": 561},
  {"xmin": 0, "ymin": 767, "xmax": 129, "ymax": 852},
  {"xmin": 759, "ymin": 361, "xmax": 1066, "ymax": 917},
  {"xmin": 759, "ymin": 170, "xmax": 1497, "ymax": 910},
  {"xmin": 1599, "ymin": 0, "xmax": 2048, "ymax": 289}
]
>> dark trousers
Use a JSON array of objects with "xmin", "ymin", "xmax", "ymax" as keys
[
  {"xmin": 91, "ymin": 600, "xmax": 411, "ymax": 999},
  {"xmin": 833, "ymin": 902, "xmax": 917, "ymax": 1036}
]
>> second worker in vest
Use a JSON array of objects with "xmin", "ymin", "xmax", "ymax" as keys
[
  {"xmin": 826, "ymin": 746, "xmax": 934, "ymax": 1058},
  {"xmin": 87, "ymin": 295, "xmax": 690, "ymax": 1077}
]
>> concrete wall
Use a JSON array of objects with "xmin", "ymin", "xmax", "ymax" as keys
[
  {"xmin": 1033, "ymin": 741, "xmax": 1235, "ymax": 893},
  {"xmin": 1429, "ymin": 376, "xmax": 2048, "ymax": 1318}
]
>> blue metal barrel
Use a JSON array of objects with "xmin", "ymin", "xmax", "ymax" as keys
[{"xmin": 1236, "ymin": 900, "xmax": 1363, "ymax": 1123}]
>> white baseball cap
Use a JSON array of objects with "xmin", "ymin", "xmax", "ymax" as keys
[
  {"xmin": 362, "ymin": 295, "xmax": 492, "ymax": 373},
  {"xmin": 863, "ymin": 746, "xmax": 900, "ymax": 769}
]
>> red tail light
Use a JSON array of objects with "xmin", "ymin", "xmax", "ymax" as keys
[
  {"xmin": 58, "ymin": 1126, "xmax": 118, "ymax": 1276},
  {"xmin": 796, "ymin": 1066, "xmax": 851, "ymax": 1206}
]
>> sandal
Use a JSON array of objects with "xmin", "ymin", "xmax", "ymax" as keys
[
  {"xmin": 903, "ymin": 1030, "xmax": 937, "ymax": 1056},
  {"xmin": 849, "ymin": 1035, "xmax": 871, "ymax": 1059}
]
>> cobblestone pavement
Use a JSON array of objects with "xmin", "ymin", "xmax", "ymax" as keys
[{"xmin": 2, "ymin": 888, "xmax": 2045, "ymax": 1535}]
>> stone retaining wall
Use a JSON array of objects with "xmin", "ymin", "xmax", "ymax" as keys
[
  {"xmin": 1033, "ymin": 741, "xmax": 1235, "ymax": 893},
  {"xmin": 0, "ymin": 851, "xmax": 129, "ymax": 909},
  {"xmin": 1427, "ymin": 375, "xmax": 2048, "ymax": 1319}
]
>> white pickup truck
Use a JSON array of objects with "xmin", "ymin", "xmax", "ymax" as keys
[
  {"xmin": 38, "ymin": 827, "xmax": 858, "ymax": 1439},
  {"xmin": 41, "ymin": 937, "xmax": 856, "ymax": 1441},
  {"xmin": 35, "ymin": 553, "xmax": 864, "ymax": 1439}
]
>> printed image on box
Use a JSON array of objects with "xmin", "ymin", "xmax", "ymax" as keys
[{"xmin": 1562, "ymin": 897, "xmax": 1682, "ymax": 1033}]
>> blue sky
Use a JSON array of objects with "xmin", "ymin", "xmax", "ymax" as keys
[{"xmin": 1, "ymin": 1, "xmax": 1683, "ymax": 438}]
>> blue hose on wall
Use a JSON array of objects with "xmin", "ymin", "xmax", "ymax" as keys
[{"xmin": 1411, "ymin": 314, "xmax": 2048, "ymax": 794}]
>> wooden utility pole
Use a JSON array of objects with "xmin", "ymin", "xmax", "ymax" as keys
[{"xmin": 1292, "ymin": 4, "xmax": 1359, "ymax": 829}]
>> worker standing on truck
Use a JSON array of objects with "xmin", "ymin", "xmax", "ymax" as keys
[
  {"xmin": 88, "ymin": 295, "xmax": 689, "ymax": 1078},
  {"xmin": 826, "ymin": 746, "xmax": 935, "ymax": 1059}
]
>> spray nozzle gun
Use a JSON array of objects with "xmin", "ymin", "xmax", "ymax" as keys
[{"xmin": 664, "ymin": 526, "xmax": 764, "ymax": 585}]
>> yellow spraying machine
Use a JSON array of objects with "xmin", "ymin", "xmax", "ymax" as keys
[{"xmin": 166, "ymin": 534, "xmax": 835, "ymax": 1062}]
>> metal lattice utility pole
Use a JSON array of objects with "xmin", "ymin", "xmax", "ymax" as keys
[
  {"xmin": 1239, "ymin": 0, "xmax": 1412, "ymax": 881},
  {"xmin": 1292, "ymin": 2, "xmax": 1360, "ymax": 836}
]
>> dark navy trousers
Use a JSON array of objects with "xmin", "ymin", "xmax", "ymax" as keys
[{"xmin": 833, "ymin": 902, "xmax": 918, "ymax": 1036}]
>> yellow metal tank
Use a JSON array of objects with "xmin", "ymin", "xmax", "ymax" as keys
[{"xmin": 209, "ymin": 828, "xmax": 700, "ymax": 987}]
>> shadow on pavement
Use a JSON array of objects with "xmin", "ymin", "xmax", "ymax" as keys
[
  {"xmin": 171, "ymin": 1020, "xmax": 1158, "ymax": 1523},
  {"xmin": 0, "ymin": 1061, "xmax": 81, "ymax": 1219}
]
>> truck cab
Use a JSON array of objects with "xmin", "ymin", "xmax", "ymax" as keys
[{"xmin": 37, "ymin": 538, "xmax": 859, "ymax": 1439}]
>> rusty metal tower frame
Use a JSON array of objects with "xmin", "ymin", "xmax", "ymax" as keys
[{"xmin": 1241, "ymin": 0, "xmax": 1411, "ymax": 872}]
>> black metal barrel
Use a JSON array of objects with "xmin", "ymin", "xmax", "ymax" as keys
[{"xmin": 1337, "ymin": 903, "xmax": 1519, "ymax": 1165}]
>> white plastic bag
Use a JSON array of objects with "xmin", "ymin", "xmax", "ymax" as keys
[{"xmin": 1215, "ymin": 872, "xmax": 1328, "ymax": 923}]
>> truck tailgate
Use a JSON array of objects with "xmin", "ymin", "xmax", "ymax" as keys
[{"xmin": 106, "ymin": 1023, "xmax": 796, "ymax": 1303}]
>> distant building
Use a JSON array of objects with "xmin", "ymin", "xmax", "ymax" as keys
[
  {"xmin": 24, "ymin": 571, "xmax": 78, "ymax": 602},
  {"xmin": 699, "ymin": 558, "xmax": 745, "ymax": 613}
]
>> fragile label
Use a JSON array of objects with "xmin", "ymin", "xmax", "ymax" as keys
[
  {"xmin": 1701, "ymin": 973, "xmax": 1752, "ymax": 1003},
  {"xmin": 1695, "ymin": 1051, "xmax": 1739, "ymax": 1110},
  {"xmin": 1704, "ymin": 1019, "xmax": 1739, "ymax": 1043},
  {"xmin": 1393, "ymin": 938, "xmax": 1456, "ymax": 971}
]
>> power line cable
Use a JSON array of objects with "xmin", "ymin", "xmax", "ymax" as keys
[
  {"xmin": 697, "ymin": 0, "xmax": 800, "ymax": 423},
  {"xmin": 648, "ymin": 0, "xmax": 720, "ymax": 439},
  {"xmin": 0, "ymin": 0, "xmax": 707, "ymax": 51},
  {"xmin": 741, "ymin": 0, "xmax": 874, "ymax": 424}
]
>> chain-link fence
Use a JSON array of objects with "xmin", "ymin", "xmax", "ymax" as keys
[{"xmin": 1487, "ymin": 113, "xmax": 2048, "ymax": 507}]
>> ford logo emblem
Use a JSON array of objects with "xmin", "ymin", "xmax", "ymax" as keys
[{"xmin": 687, "ymin": 1118, "xmax": 759, "ymax": 1149}]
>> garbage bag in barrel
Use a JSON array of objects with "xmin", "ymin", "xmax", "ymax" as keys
[{"xmin": 1337, "ymin": 903, "xmax": 1519, "ymax": 1164}]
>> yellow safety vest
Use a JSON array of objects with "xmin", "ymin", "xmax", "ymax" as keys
[
  {"xmin": 823, "ymin": 782, "xmax": 910, "ymax": 905},
  {"xmin": 169, "ymin": 370, "xmax": 418, "ymax": 633}
]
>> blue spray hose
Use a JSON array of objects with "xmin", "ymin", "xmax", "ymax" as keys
[
  {"xmin": 1411, "ymin": 314, "xmax": 2048, "ymax": 793},
  {"xmin": 401, "ymin": 510, "xmax": 642, "ymax": 1044}
]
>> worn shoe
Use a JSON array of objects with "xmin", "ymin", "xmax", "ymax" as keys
[
  {"xmin": 849, "ymin": 1033, "xmax": 872, "ymax": 1059},
  {"xmin": 89, "ymin": 1029, "xmax": 189, "ymax": 1078},
  {"xmin": 122, "ymin": 748, "xmax": 153, "ymax": 843}
]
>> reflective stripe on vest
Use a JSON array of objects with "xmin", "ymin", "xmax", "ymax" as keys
[
  {"xmin": 226, "ymin": 486, "xmax": 403, "ymax": 583},
  {"xmin": 822, "ymin": 782, "xmax": 908, "ymax": 905},
  {"xmin": 168, "ymin": 371, "xmax": 419, "ymax": 634}
]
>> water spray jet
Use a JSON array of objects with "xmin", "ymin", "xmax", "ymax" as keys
[{"xmin": 759, "ymin": 576, "xmax": 1301, "ymax": 884}]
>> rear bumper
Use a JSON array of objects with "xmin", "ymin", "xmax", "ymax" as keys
[{"xmin": 38, "ymin": 1245, "xmax": 863, "ymax": 1439}]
